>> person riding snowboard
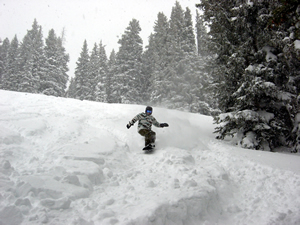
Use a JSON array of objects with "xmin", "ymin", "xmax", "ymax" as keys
[{"xmin": 126, "ymin": 106, "xmax": 169, "ymax": 149}]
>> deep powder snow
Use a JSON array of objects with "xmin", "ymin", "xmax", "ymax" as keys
[{"xmin": 0, "ymin": 90, "xmax": 299, "ymax": 225}]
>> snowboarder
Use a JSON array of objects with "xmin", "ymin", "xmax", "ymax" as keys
[{"xmin": 126, "ymin": 106, "xmax": 169, "ymax": 150}]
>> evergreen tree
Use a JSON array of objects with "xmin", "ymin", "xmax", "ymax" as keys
[
  {"xmin": 95, "ymin": 41, "xmax": 108, "ymax": 102},
  {"xmin": 145, "ymin": 2, "xmax": 215, "ymax": 114},
  {"xmin": 142, "ymin": 34, "xmax": 156, "ymax": 103},
  {"xmin": 1, "ymin": 21, "xmax": 69, "ymax": 96},
  {"xmin": 196, "ymin": 10, "xmax": 209, "ymax": 57},
  {"xmin": 73, "ymin": 40, "xmax": 90, "ymax": 100},
  {"xmin": 168, "ymin": 1, "xmax": 186, "ymax": 62},
  {"xmin": 148, "ymin": 12, "xmax": 170, "ymax": 104},
  {"xmin": 18, "ymin": 19, "xmax": 47, "ymax": 93},
  {"xmin": 183, "ymin": 7, "xmax": 196, "ymax": 53},
  {"xmin": 107, "ymin": 49, "xmax": 117, "ymax": 103},
  {"xmin": 268, "ymin": 0, "xmax": 300, "ymax": 152},
  {"xmin": 195, "ymin": 10, "xmax": 219, "ymax": 115},
  {"xmin": 66, "ymin": 77, "xmax": 76, "ymax": 98},
  {"xmin": 197, "ymin": 0, "xmax": 300, "ymax": 151},
  {"xmin": 155, "ymin": 2, "xmax": 199, "ymax": 111},
  {"xmin": 88, "ymin": 43, "xmax": 100, "ymax": 101},
  {"xmin": 56, "ymin": 36, "xmax": 69, "ymax": 95},
  {"xmin": 43, "ymin": 29, "xmax": 69, "ymax": 96},
  {"xmin": 0, "ymin": 38, "xmax": 10, "ymax": 89},
  {"xmin": 2, "ymin": 36, "xmax": 20, "ymax": 91},
  {"xmin": 113, "ymin": 19, "xmax": 143, "ymax": 104},
  {"xmin": 153, "ymin": 12, "xmax": 170, "ymax": 70}
]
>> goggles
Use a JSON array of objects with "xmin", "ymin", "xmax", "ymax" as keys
[{"xmin": 146, "ymin": 110, "xmax": 152, "ymax": 114}]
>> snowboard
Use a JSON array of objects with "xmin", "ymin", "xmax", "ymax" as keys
[{"xmin": 143, "ymin": 144, "xmax": 155, "ymax": 153}]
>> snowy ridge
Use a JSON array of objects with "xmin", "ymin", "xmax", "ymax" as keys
[{"xmin": 0, "ymin": 90, "xmax": 299, "ymax": 225}]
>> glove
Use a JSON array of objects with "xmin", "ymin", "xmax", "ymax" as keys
[
  {"xmin": 160, "ymin": 123, "xmax": 169, "ymax": 127},
  {"xmin": 126, "ymin": 121, "xmax": 133, "ymax": 129}
]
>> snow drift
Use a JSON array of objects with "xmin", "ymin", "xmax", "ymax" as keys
[{"xmin": 0, "ymin": 90, "xmax": 299, "ymax": 225}]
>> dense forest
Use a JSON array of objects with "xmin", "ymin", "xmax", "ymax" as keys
[{"xmin": 0, "ymin": 0, "xmax": 299, "ymax": 152}]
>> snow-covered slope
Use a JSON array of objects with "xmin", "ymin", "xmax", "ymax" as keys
[{"xmin": 0, "ymin": 90, "xmax": 299, "ymax": 225}]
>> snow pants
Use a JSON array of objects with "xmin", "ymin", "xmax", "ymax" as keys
[{"xmin": 138, "ymin": 129, "xmax": 156, "ymax": 146}]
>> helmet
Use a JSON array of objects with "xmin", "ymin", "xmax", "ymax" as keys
[{"xmin": 145, "ymin": 106, "xmax": 153, "ymax": 115}]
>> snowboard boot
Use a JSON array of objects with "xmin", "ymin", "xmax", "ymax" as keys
[{"xmin": 143, "ymin": 143, "xmax": 155, "ymax": 151}]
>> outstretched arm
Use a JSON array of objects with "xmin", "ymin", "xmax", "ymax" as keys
[
  {"xmin": 126, "ymin": 113, "xmax": 142, "ymax": 129},
  {"xmin": 152, "ymin": 117, "xmax": 169, "ymax": 128}
]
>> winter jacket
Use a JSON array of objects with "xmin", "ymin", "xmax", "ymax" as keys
[{"xmin": 130, "ymin": 113, "xmax": 161, "ymax": 131}]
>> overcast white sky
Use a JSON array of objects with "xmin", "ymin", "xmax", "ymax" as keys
[{"xmin": 0, "ymin": 0, "xmax": 200, "ymax": 77}]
